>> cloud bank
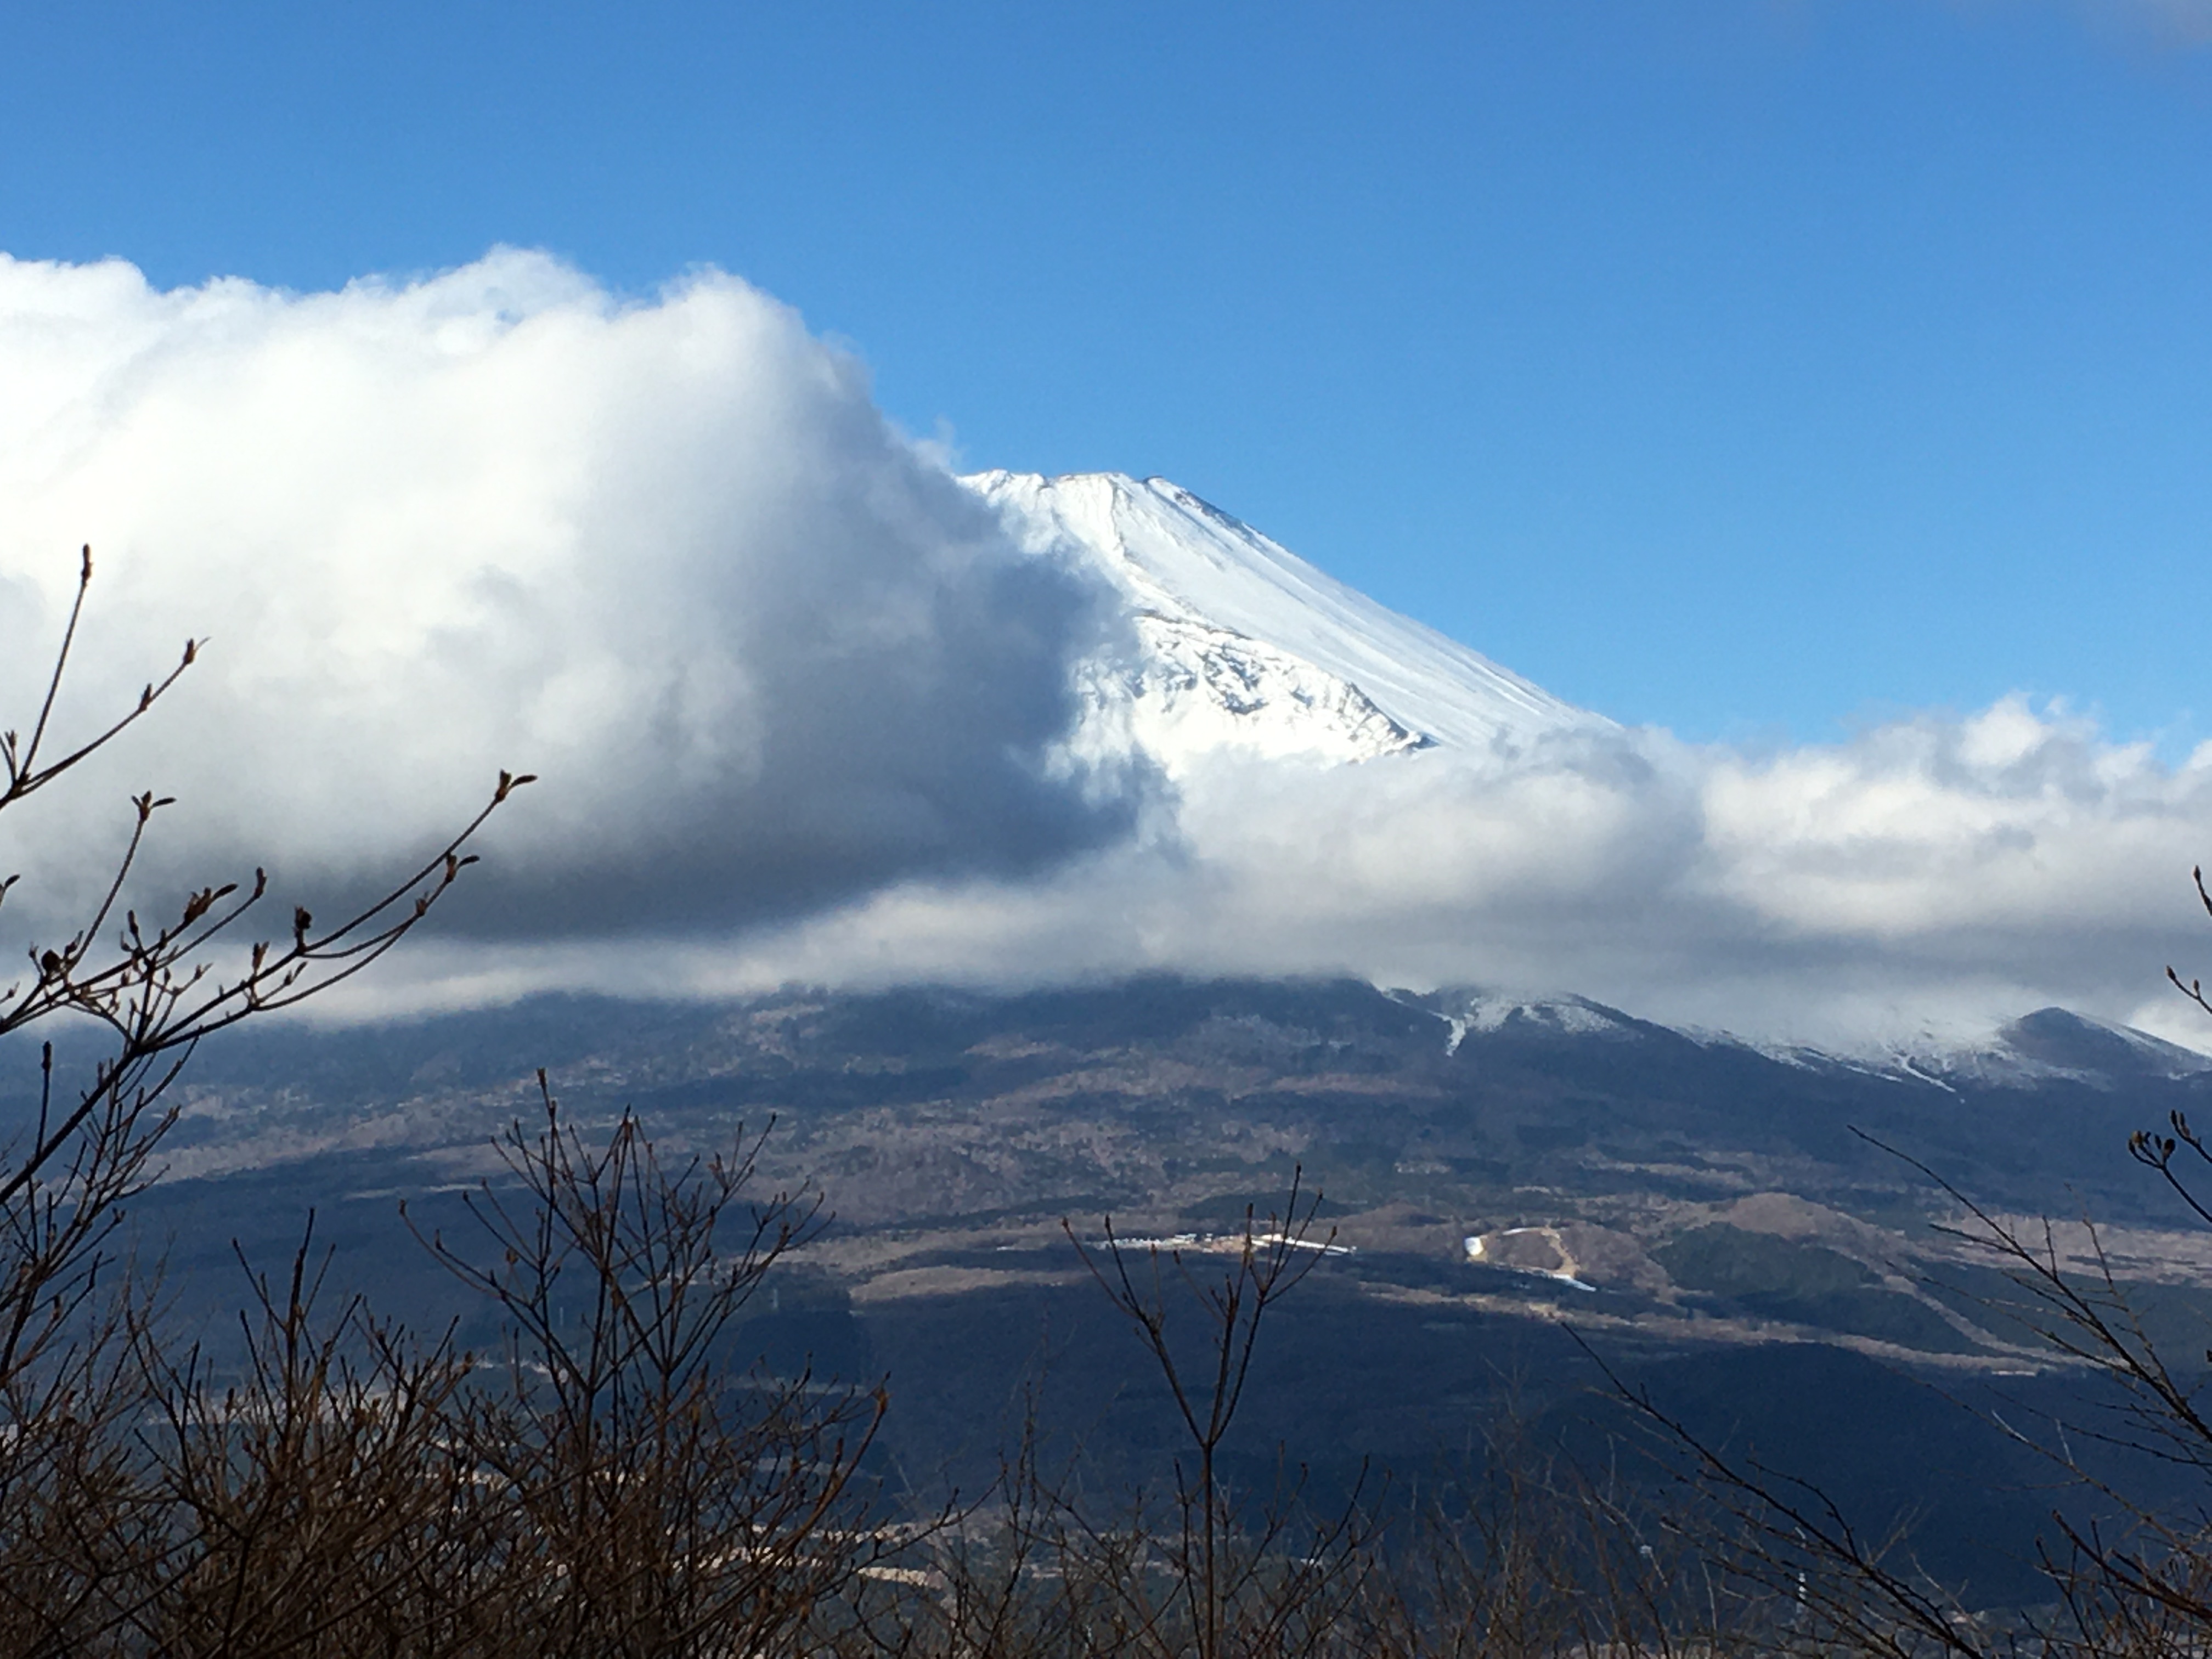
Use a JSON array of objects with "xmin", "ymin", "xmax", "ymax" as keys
[
  {"xmin": 1, "ymin": 250, "xmax": 2206, "ymax": 1052},
  {"xmin": 657, "ymin": 701, "xmax": 2212, "ymax": 1052}
]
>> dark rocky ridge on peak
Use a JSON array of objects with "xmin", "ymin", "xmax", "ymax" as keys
[{"xmin": 1996, "ymin": 1005, "xmax": 2212, "ymax": 1081}]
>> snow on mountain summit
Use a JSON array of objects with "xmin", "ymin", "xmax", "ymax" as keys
[{"xmin": 965, "ymin": 471, "xmax": 1604, "ymax": 772}]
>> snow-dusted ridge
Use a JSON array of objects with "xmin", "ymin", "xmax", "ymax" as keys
[
  {"xmin": 1647, "ymin": 1007, "xmax": 2212, "ymax": 1091},
  {"xmin": 966, "ymin": 471, "xmax": 1607, "ymax": 772},
  {"xmin": 1387, "ymin": 984, "xmax": 2212, "ymax": 1092},
  {"xmin": 1877, "ymin": 1008, "xmax": 2212, "ymax": 1090},
  {"xmin": 1398, "ymin": 988, "xmax": 1654, "ymax": 1055}
]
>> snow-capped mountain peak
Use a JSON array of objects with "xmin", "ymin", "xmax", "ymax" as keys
[{"xmin": 965, "ymin": 470, "xmax": 1605, "ymax": 772}]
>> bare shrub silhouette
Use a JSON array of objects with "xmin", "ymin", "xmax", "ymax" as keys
[
  {"xmin": 889, "ymin": 1183, "xmax": 1819, "ymax": 1659},
  {"xmin": 0, "ymin": 548, "xmax": 522, "ymax": 1655},
  {"xmin": 890, "ymin": 1177, "xmax": 1379, "ymax": 1659},
  {"xmin": 0, "ymin": 548, "xmax": 524, "ymax": 1392},
  {"xmin": 408, "ymin": 1073, "xmax": 894, "ymax": 1658},
  {"xmin": 118, "ymin": 1234, "xmax": 482, "ymax": 1655},
  {"xmin": 1573, "ymin": 868, "xmax": 2212, "ymax": 1659}
]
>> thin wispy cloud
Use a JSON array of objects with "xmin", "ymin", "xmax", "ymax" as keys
[
  {"xmin": 1961, "ymin": 0, "xmax": 2212, "ymax": 45},
  {"xmin": 2109, "ymin": 0, "xmax": 2212, "ymax": 41}
]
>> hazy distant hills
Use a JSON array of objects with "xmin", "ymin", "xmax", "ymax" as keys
[
  {"xmin": 71, "ymin": 973, "xmax": 2212, "ymax": 1297},
  {"xmin": 21, "ymin": 974, "xmax": 2207, "ymax": 1601}
]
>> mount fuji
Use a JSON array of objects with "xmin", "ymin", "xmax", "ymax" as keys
[
  {"xmin": 961, "ymin": 469, "xmax": 2207, "ymax": 1080},
  {"xmin": 966, "ymin": 471, "xmax": 1606, "ymax": 775}
]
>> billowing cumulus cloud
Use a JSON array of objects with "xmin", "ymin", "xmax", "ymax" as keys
[
  {"xmin": 2, "ymin": 250, "xmax": 2208, "ymax": 1053},
  {"xmin": 0, "ymin": 250, "xmax": 1139, "ymax": 943}
]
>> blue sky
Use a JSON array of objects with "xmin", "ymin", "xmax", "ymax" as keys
[{"xmin": 4, "ymin": 0, "xmax": 2210, "ymax": 745}]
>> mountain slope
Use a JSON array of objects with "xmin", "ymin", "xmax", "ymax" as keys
[{"xmin": 967, "ymin": 471, "xmax": 1606, "ymax": 770}]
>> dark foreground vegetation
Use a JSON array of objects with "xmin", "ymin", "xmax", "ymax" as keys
[
  {"xmin": 14, "ymin": 1073, "xmax": 2212, "ymax": 1659},
  {"xmin": 13, "ymin": 557, "xmax": 2212, "ymax": 1655}
]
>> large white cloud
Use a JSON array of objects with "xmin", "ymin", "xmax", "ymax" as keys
[
  {"xmin": 0, "ymin": 250, "xmax": 1139, "ymax": 944},
  {"xmin": 2, "ymin": 250, "xmax": 2207, "ymax": 1052}
]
